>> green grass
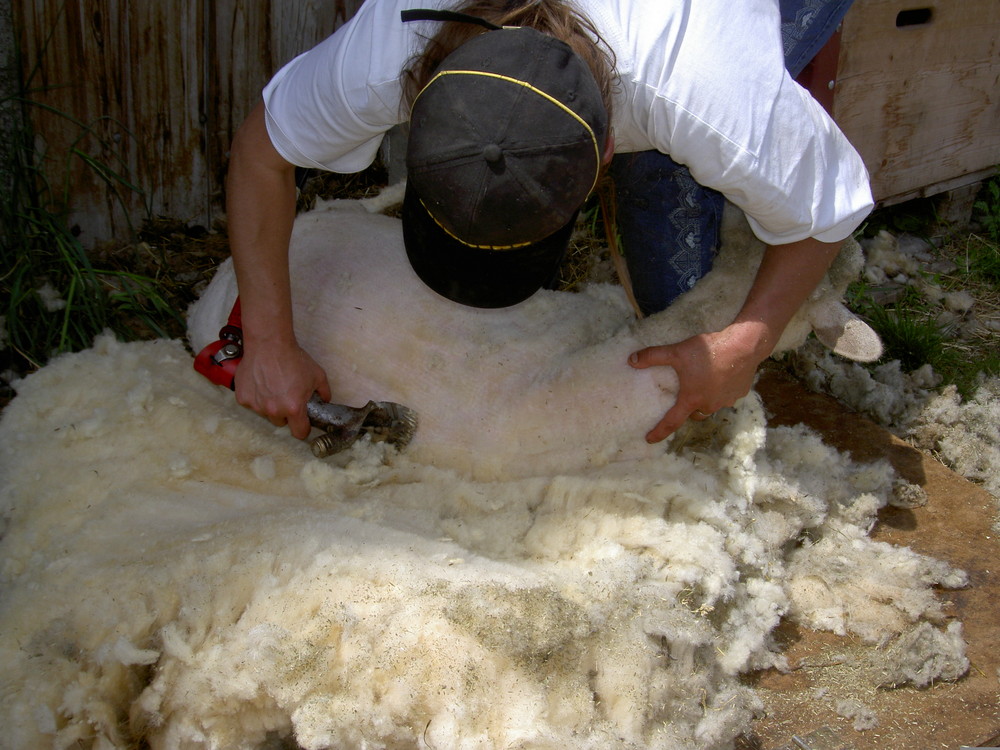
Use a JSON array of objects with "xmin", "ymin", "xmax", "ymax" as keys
[
  {"xmin": 973, "ymin": 175, "xmax": 1000, "ymax": 248},
  {"xmin": 963, "ymin": 233, "xmax": 1000, "ymax": 286},
  {"xmin": 858, "ymin": 299, "xmax": 953, "ymax": 373},
  {"xmin": 851, "ymin": 288, "xmax": 997, "ymax": 399},
  {"xmin": 2, "ymin": 38, "xmax": 182, "ymax": 377},
  {"xmin": 964, "ymin": 176, "xmax": 1000, "ymax": 284},
  {"xmin": 846, "ymin": 176, "xmax": 1000, "ymax": 398},
  {"xmin": 849, "ymin": 282, "xmax": 955, "ymax": 372}
]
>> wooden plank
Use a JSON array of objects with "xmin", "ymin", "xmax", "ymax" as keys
[
  {"xmin": 207, "ymin": 0, "xmax": 353, "ymax": 213},
  {"xmin": 877, "ymin": 165, "xmax": 999, "ymax": 210},
  {"xmin": 16, "ymin": 0, "xmax": 215, "ymax": 240},
  {"xmin": 1, "ymin": 0, "xmax": 21, "ymax": 206},
  {"xmin": 833, "ymin": 0, "xmax": 1000, "ymax": 204}
]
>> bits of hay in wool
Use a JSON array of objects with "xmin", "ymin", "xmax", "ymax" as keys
[{"xmin": 835, "ymin": 698, "xmax": 879, "ymax": 731}]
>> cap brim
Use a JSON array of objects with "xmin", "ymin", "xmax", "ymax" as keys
[{"xmin": 401, "ymin": 183, "xmax": 575, "ymax": 308}]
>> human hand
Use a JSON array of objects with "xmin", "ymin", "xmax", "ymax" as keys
[
  {"xmin": 234, "ymin": 340, "xmax": 332, "ymax": 440},
  {"xmin": 628, "ymin": 323, "xmax": 769, "ymax": 443}
]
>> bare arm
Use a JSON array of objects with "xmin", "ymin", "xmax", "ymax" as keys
[
  {"xmin": 629, "ymin": 236, "xmax": 843, "ymax": 442},
  {"xmin": 226, "ymin": 100, "xmax": 332, "ymax": 439}
]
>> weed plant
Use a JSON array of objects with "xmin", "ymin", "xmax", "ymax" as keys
[
  {"xmin": 857, "ymin": 296, "xmax": 954, "ymax": 373},
  {"xmin": 850, "ymin": 284, "xmax": 995, "ymax": 398},
  {"xmin": 1, "ymin": 42, "xmax": 181, "ymax": 379},
  {"xmin": 973, "ymin": 176, "xmax": 1000, "ymax": 247},
  {"xmin": 968, "ymin": 177, "xmax": 1000, "ymax": 283}
]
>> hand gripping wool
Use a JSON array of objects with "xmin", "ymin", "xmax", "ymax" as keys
[{"xmin": 0, "ymin": 198, "xmax": 966, "ymax": 750}]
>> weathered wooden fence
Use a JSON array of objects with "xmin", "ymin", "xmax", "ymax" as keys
[
  {"xmin": 831, "ymin": 0, "xmax": 1000, "ymax": 208},
  {"xmin": 14, "ymin": 0, "xmax": 364, "ymax": 244}
]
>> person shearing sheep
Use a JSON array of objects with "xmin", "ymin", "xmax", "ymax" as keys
[{"xmin": 226, "ymin": 0, "xmax": 872, "ymax": 444}]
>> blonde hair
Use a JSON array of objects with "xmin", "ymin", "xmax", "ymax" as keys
[{"xmin": 403, "ymin": 0, "xmax": 616, "ymax": 128}]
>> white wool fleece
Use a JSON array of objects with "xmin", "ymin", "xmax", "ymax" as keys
[{"xmin": 0, "ymin": 328, "xmax": 966, "ymax": 749}]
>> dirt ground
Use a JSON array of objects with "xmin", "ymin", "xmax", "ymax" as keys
[{"xmin": 743, "ymin": 368, "xmax": 1000, "ymax": 750}]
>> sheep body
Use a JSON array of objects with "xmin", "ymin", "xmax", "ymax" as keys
[{"xmin": 188, "ymin": 198, "xmax": 880, "ymax": 479}]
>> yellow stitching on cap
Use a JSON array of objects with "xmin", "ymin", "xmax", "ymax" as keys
[
  {"xmin": 419, "ymin": 198, "xmax": 534, "ymax": 250},
  {"xmin": 411, "ymin": 68, "xmax": 602, "ymax": 195}
]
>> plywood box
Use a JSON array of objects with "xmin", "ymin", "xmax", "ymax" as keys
[{"xmin": 826, "ymin": 0, "xmax": 1000, "ymax": 205}]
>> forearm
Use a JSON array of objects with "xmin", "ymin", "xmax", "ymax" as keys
[
  {"xmin": 630, "ymin": 235, "xmax": 843, "ymax": 442},
  {"xmin": 226, "ymin": 100, "xmax": 299, "ymax": 351},
  {"xmin": 224, "ymin": 100, "xmax": 332, "ymax": 438},
  {"xmin": 728, "ymin": 236, "xmax": 843, "ymax": 363}
]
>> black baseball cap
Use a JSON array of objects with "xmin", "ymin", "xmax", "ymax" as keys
[{"xmin": 402, "ymin": 23, "xmax": 608, "ymax": 308}]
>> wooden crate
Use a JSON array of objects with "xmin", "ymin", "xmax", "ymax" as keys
[{"xmin": 829, "ymin": 0, "xmax": 1000, "ymax": 205}]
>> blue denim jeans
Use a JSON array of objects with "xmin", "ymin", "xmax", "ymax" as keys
[
  {"xmin": 611, "ymin": 0, "xmax": 855, "ymax": 315},
  {"xmin": 780, "ymin": 0, "xmax": 855, "ymax": 78}
]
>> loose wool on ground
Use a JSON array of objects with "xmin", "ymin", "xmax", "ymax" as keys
[{"xmin": 0, "ymin": 200, "xmax": 968, "ymax": 749}]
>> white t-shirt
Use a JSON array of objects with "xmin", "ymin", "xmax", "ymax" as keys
[{"xmin": 262, "ymin": 0, "xmax": 873, "ymax": 246}]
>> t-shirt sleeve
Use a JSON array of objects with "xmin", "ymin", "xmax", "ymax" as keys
[
  {"xmin": 684, "ymin": 77, "xmax": 874, "ymax": 246},
  {"xmin": 261, "ymin": 1, "xmax": 418, "ymax": 173},
  {"xmin": 610, "ymin": 0, "xmax": 873, "ymax": 246}
]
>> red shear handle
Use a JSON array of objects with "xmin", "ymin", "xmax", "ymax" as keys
[{"xmin": 193, "ymin": 298, "xmax": 244, "ymax": 389}]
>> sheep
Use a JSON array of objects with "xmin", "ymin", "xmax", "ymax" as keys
[{"xmin": 187, "ymin": 194, "xmax": 882, "ymax": 480}]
